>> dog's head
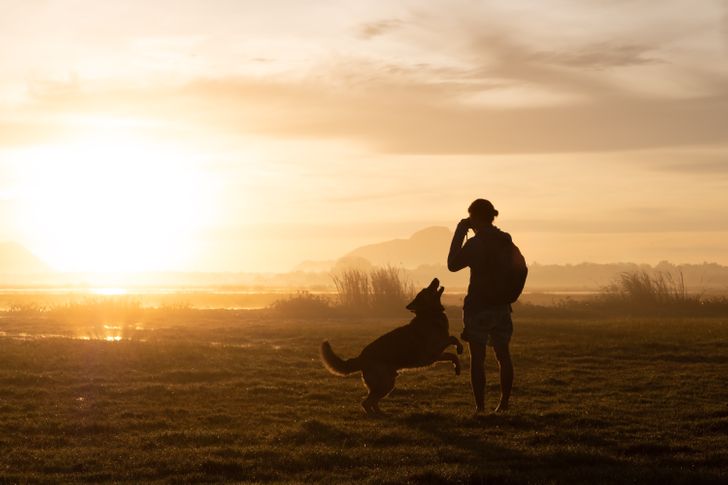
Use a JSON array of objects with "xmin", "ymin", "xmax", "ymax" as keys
[{"xmin": 405, "ymin": 278, "xmax": 445, "ymax": 314}]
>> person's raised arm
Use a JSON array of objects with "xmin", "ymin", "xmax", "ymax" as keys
[{"xmin": 447, "ymin": 218, "xmax": 471, "ymax": 272}]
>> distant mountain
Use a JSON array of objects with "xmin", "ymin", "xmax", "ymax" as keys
[
  {"xmin": 344, "ymin": 226, "xmax": 452, "ymax": 268},
  {"xmin": 293, "ymin": 228, "xmax": 728, "ymax": 293},
  {"xmin": 293, "ymin": 256, "xmax": 377, "ymax": 273},
  {"xmin": 0, "ymin": 242, "xmax": 53, "ymax": 274}
]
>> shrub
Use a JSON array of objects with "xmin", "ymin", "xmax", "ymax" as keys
[{"xmin": 268, "ymin": 292, "xmax": 334, "ymax": 318}]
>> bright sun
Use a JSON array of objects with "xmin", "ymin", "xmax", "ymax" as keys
[{"xmin": 15, "ymin": 132, "xmax": 215, "ymax": 273}]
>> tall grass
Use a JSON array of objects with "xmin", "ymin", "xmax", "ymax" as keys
[
  {"xmin": 520, "ymin": 270, "xmax": 728, "ymax": 317},
  {"xmin": 48, "ymin": 297, "xmax": 145, "ymax": 325},
  {"xmin": 331, "ymin": 269, "xmax": 370, "ymax": 311},
  {"xmin": 332, "ymin": 265, "xmax": 414, "ymax": 315},
  {"xmin": 513, "ymin": 270, "xmax": 728, "ymax": 318},
  {"xmin": 596, "ymin": 270, "xmax": 701, "ymax": 314},
  {"xmin": 369, "ymin": 266, "xmax": 415, "ymax": 314},
  {"xmin": 7, "ymin": 301, "xmax": 47, "ymax": 315},
  {"xmin": 606, "ymin": 271, "xmax": 691, "ymax": 304},
  {"xmin": 267, "ymin": 266, "xmax": 414, "ymax": 317}
]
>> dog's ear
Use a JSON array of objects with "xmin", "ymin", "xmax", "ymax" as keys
[
  {"xmin": 429, "ymin": 278, "xmax": 439, "ymax": 290},
  {"xmin": 438, "ymin": 286, "xmax": 445, "ymax": 296}
]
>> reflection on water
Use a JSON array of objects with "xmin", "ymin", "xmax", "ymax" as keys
[
  {"xmin": 84, "ymin": 322, "xmax": 144, "ymax": 342},
  {"xmin": 210, "ymin": 342, "xmax": 253, "ymax": 349},
  {"xmin": 0, "ymin": 323, "xmax": 147, "ymax": 342},
  {"xmin": 1, "ymin": 330, "xmax": 280, "ymax": 350},
  {"xmin": 1, "ymin": 332, "xmax": 91, "ymax": 340},
  {"xmin": 0, "ymin": 333, "xmax": 142, "ymax": 342},
  {"xmin": 0, "ymin": 287, "xmax": 299, "ymax": 310}
]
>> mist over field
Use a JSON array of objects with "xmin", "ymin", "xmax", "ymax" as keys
[{"xmin": 5, "ymin": 230, "xmax": 728, "ymax": 292}]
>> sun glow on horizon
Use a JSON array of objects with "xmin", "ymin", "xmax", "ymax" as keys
[{"xmin": 13, "ymin": 131, "xmax": 218, "ymax": 273}]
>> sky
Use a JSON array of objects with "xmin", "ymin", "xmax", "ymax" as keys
[{"xmin": 1, "ymin": 0, "xmax": 727, "ymax": 273}]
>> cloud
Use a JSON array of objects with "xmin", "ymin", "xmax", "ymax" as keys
[
  {"xmin": 537, "ymin": 43, "xmax": 660, "ymax": 69},
  {"xmin": 183, "ymin": 72, "xmax": 728, "ymax": 154},
  {"xmin": 509, "ymin": 207, "xmax": 728, "ymax": 233},
  {"xmin": 3, "ymin": 16, "xmax": 727, "ymax": 155},
  {"xmin": 654, "ymin": 160, "xmax": 728, "ymax": 174},
  {"xmin": 466, "ymin": 34, "xmax": 663, "ymax": 99},
  {"xmin": 358, "ymin": 19, "xmax": 403, "ymax": 39},
  {"xmin": 3, "ymin": 70, "xmax": 728, "ymax": 155}
]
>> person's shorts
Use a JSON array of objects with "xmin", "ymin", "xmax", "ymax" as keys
[{"xmin": 462, "ymin": 305, "xmax": 513, "ymax": 347}]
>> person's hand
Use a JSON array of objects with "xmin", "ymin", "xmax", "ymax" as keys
[{"xmin": 457, "ymin": 218, "xmax": 471, "ymax": 232}]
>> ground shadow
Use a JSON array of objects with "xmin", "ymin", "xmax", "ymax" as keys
[{"xmin": 398, "ymin": 411, "xmax": 724, "ymax": 484}]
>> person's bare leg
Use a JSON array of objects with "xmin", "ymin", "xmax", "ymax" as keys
[
  {"xmin": 469, "ymin": 342, "xmax": 486, "ymax": 415},
  {"xmin": 493, "ymin": 342, "xmax": 513, "ymax": 412}
]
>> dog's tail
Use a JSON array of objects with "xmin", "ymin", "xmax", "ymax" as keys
[{"xmin": 320, "ymin": 341, "xmax": 361, "ymax": 376}]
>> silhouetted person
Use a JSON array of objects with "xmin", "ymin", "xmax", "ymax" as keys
[{"xmin": 448, "ymin": 199, "xmax": 515, "ymax": 415}]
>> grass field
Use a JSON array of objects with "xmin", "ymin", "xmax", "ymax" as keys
[{"xmin": 1, "ymin": 308, "xmax": 727, "ymax": 483}]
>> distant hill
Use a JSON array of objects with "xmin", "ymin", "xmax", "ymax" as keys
[
  {"xmin": 344, "ymin": 226, "xmax": 451, "ymax": 268},
  {"xmin": 0, "ymin": 242, "xmax": 53, "ymax": 274},
  {"xmin": 293, "ymin": 227, "xmax": 728, "ymax": 293},
  {"xmin": 406, "ymin": 260, "xmax": 728, "ymax": 293}
]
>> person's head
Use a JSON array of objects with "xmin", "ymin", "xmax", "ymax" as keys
[{"xmin": 468, "ymin": 198, "xmax": 498, "ymax": 232}]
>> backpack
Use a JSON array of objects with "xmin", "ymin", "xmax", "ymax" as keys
[
  {"xmin": 503, "ymin": 241, "xmax": 528, "ymax": 303},
  {"xmin": 490, "ymin": 239, "xmax": 528, "ymax": 304},
  {"xmin": 466, "ymin": 230, "xmax": 528, "ymax": 305}
]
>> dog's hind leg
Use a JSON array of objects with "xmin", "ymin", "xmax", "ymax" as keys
[
  {"xmin": 436, "ymin": 352, "xmax": 461, "ymax": 375},
  {"xmin": 361, "ymin": 366, "xmax": 396, "ymax": 415},
  {"xmin": 448, "ymin": 335, "xmax": 464, "ymax": 355}
]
